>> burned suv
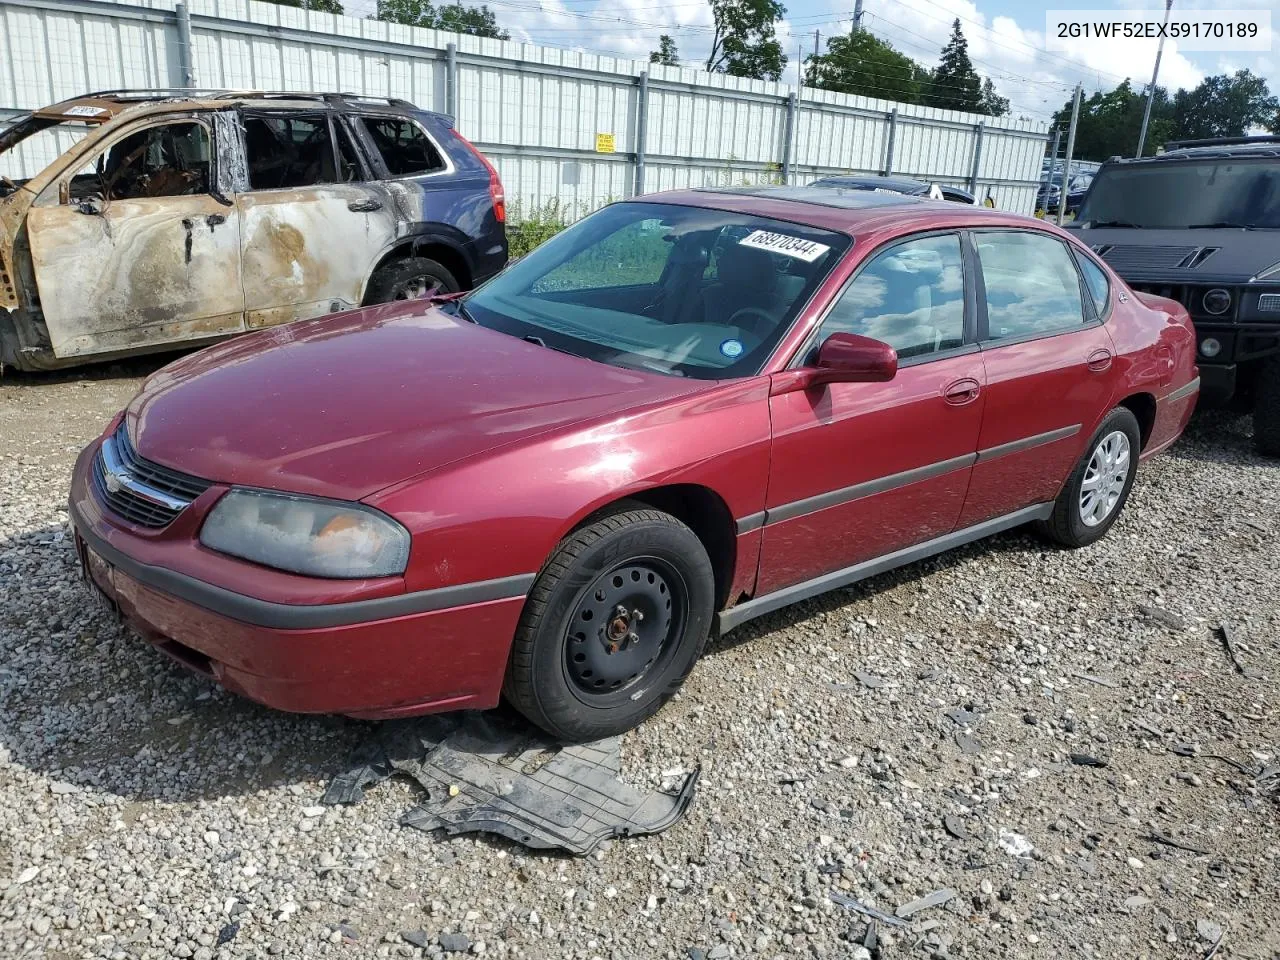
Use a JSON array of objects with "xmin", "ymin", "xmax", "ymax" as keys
[
  {"xmin": 1067, "ymin": 136, "xmax": 1280, "ymax": 455},
  {"xmin": 0, "ymin": 90, "xmax": 507, "ymax": 371}
]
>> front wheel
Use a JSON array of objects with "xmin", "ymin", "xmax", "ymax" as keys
[
  {"xmin": 1253, "ymin": 356, "xmax": 1280, "ymax": 457},
  {"xmin": 503, "ymin": 506, "xmax": 715, "ymax": 742},
  {"xmin": 1036, "ymin": 407, "xmax": 1141, "ymax": 548}
]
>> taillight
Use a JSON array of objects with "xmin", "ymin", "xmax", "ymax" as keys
[{"xmin": 453, "ymin": 130, "xmax": 505, "ymax": 224}]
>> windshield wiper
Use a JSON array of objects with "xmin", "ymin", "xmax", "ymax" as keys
[
  {"xmin": 1078, "ymin": 219, "xmax": 1141, "ymax": 228},
  {"xmin": 522, "ymin": 334, "xmax": 578, "ymax": 358},
  {"xmin": 443, "ymin": 298, "xmax": 476, "ymax": 323}
]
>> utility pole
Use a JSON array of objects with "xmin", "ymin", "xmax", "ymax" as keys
[
  {"xmin": 1058, "ymin": 83, "xmax": 1082, "ymax": 226},
  {"xmin": 1136, "ymin": 0, "xmax": 1173, "ymax": 157},
  {"xmin": 851, "ymin": 0, "xmax": 863, "ymax": 35}
]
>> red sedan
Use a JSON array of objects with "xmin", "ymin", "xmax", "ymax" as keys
[{"xmin": 69, "ymin": 188, "xmax": 1199, "ymax": 741}]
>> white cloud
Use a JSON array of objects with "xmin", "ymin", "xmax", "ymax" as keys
[{"xmin": 343, "ymin": 0, "xmax": 1276, "ymax": 121}]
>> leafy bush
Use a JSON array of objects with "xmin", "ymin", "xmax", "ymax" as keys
[{"xmin": 506, "ymin": 198, "xmax": 572, "ymax": 259}]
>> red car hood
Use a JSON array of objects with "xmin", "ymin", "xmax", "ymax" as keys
[{"xmin": 126, "ymin": 302, "xmax": 704, "ymax": 501}]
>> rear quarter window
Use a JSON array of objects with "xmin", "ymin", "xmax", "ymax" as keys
[
  {"xmin": 1074, "ymin": 250, "xmax": 1110, "ymax": 318},
  {"xmin": 361, "ymin": 116, "xmax": 447, "ymax": 177}
]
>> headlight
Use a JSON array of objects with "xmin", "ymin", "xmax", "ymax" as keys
[
  {"xmin": 1202, "ymin": 288, "xmax": 1231, "ymax": 316},
  {"xmin": 200, "ymin": 489, "xmax": 410, "ymax": 578}
]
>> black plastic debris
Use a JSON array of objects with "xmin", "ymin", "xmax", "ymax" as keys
[
  {"xmin": 1069, "ymin": 753, "xmax": 1109, "ymax": 768},
  {"xmin": 1219, "ymin": 622, "xmax": 1261, "ymax": 678},
  {"xmin": 323, "ymin": 711, "xmax": 698, "ymax": 856}
]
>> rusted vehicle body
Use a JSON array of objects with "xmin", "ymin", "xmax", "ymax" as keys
[{"xmin": 0, "ymin": 90, "xmax": 507, "ymax": 371}]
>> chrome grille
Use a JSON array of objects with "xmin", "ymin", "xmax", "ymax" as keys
[{"xmin": 91, "ymin": 426, "xmax": 211, "ymax": 528}]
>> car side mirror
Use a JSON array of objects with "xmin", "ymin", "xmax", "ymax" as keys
[
  {"xmin": 75, "ymin": 196, "xmax": 103, "ymax": 216},
  {"xmin": 808, "ymin": 332, "xmax": 898, "ymax": 385}
]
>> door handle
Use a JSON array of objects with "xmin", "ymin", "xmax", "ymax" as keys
[
  {"xmin": 942, "ymin": 377, "xmax": 981, "ymax": 405},
  {"xmin": 1086, "ymin": 348, "xmax": 1113, "ymax": 372},
  {"xmin": 347, "ymin": 198, "xmax": 383, "ymax": 212}
]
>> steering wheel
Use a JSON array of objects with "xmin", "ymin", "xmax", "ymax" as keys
[{"xmin": 727, "ymin": 306, "xmax": 775, "ymax": 339}]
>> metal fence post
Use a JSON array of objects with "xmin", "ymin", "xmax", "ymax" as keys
[
  {"xmin": 175, "ymin": 2, "xmax": 196, "ymax": 88},
  {"xmin": 1058, "ymin": 83, "xmax": 1082, "ymax": 226},
  {"xmin": 882, "ymin": 108, "xmax": 897, "ymax": 176},
  {"xmin": 634, "ymin": 70, "xmax": 649, "ymax": 197},
  {"xmin": 782, "ymin": 92, "xmax": 797, "ymax": 184},
  {"xmin": 968, "ymin": 121, "xmax": 984, "ymax": 194},
  {"xmin": 446, "ymin": 42, "xmax": 458, "ymax": 120}
]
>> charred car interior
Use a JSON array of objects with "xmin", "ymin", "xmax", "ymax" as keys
[{"xmin": 0, "ymin": 90, "xmax": 507, "ymax": 371}]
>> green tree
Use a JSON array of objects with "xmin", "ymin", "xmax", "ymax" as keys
[
  {"xmin": 374, "ymin": 0, "xmax": 509, "ymax": 38},
  {"xmin": 1052, "ymin": 80, "xmax": 1180, "ymax": 161},
  {"xmin": 706, "ymin": 0, "xmax": 787, "ymax": 82},
  {"xmin": 650, "ymin": 35, "xmax": 680, "ymax": 66},
  {"xmin": 1171, "ymin": 69, "xmax": 1278, "ymax": 140},
  {"xmin": 804, "ymin": 31, "xmax": 929, "ymax": 103},
  {"xmin": 922, "ymin": 19, "xmax": 982, "ymax": 112},
  {"xmin": 978, "ymin": 77, "xmax": 1009, "ymax": 117},
  {"xmin": 271, "ymin": 0, "xmax": 344, "ymax": 13}
]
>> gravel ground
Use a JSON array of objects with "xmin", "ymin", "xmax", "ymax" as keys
[{"xmin": 1, "ymin": 362, "xmax": 1278, "ymax": 960}]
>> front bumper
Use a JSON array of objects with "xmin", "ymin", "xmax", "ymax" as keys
[
  {"xmin": 1197, "ymin": 364, "xmax": 1236, "ymax": 405},
  {"xmin": 69, "ymin": 445, "xmax": 529, "ymax": 718}
]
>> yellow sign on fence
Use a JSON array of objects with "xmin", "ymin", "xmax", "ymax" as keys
[{"xmin": 595, "ymin": 132, "xmax": 616, "ymax": 154}]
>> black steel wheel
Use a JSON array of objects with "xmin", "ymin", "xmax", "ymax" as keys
[
  {"xmin": 562, "ymin": 558, "xmax": 687, "ymax": 708},
  {"xmin": 504, "ymin": 505, "xmax": 715, "ymax": 742}
]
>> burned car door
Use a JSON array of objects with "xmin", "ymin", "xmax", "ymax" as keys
[
  {"xmin": 24, "ymin": 116, "xmax": 245, "ymax": 359},
  {"xmin": 236, "ymin": 111, "xmax": 398, "ymax": 328}
]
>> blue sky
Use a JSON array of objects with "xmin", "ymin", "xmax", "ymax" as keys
[{"xmin": 343, "ymin": 0, "xmax": 1279, "ymax": 122}]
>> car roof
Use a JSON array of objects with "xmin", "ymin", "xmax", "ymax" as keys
[
  {"xmin": 1106, "ymin": 136, "xmax": 1280, "ymax": 165},
  {"xmin": 32, "ymin": 90, "xmax": 433, "ymax": 125},
  {"xmin": 627, "ymin": 186, "xmax": 1048, "ymax": 237}
]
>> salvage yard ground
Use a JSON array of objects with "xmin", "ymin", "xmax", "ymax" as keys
[{"xmin": 1, "ymin": 361, "xmax": 1278, "ymax": 960}]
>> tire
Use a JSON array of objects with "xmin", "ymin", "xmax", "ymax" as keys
[
  {"xmin": 363, "ymin": 257, "xmax": 459, "ymax": 305},
  {"xmin": 1253, "ymin": 356, "xmax": 1280, "ymax": 458},
  {"xmin": 503, "ymin": 505, "xmax": 715, "ymax": 742},
  {"xmin": 1035, "ymin": 407, "xmax": 1141, "ymax": 549}
]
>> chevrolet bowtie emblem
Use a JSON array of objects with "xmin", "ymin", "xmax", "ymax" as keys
[{"xmin": 103, "ymin": 468, "xmax": 130, "ymax": 494}]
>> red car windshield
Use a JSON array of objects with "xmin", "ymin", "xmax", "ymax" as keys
[{"xmin": 464, "ymin": 201, "xmax": 850, "ymax": 378}]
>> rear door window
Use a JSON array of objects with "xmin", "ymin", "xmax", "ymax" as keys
[
  {"xmin": 242, "ymin": 113, "xmax": 337, "ymax": 190},
  {"xmin": 975, "ymin": 231, "xmax": 1087, "ymax": 341},
  {"xmin": 360, "ymin": 116, "xmax": 447, "ymax": 176}
]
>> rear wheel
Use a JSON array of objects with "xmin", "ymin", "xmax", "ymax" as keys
[
  {"xmin": 1253, "ymin": 356, "xmax": 1280, "ymax": 457},
  {"xmin": 364, "ymin": 257, "xmax": 459, "ymax": 304},
  {"xmin": 1036, "ymin": 407, "xmax": 1141, "ymax": 548},
  {"xmin": 503, "ymin": 506, "xmax": 715, "ymax": 742}
]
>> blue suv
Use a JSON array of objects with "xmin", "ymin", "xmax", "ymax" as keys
[{"xmin": 0, "ymin": 90, "xmax": 508, "ymax": 371}]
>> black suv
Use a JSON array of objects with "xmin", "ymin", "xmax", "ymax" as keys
[{"xmin": 1066, "ymin": 136, "xmax": 1280, "ymax": 455}]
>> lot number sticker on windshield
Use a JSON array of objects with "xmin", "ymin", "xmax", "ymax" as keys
[
  {"xmin": 738, "ymin": 230, "xmax": 831, "ymax": 262},
  {"xmin": 63, "ymin": 105, "xmax": 107, "ymax": 117}
]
